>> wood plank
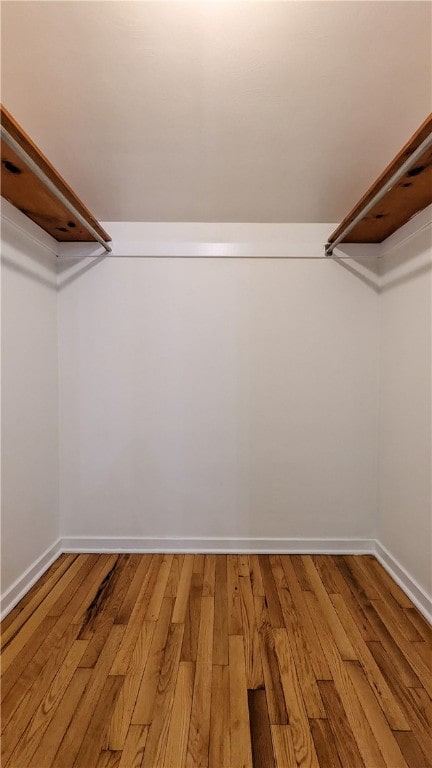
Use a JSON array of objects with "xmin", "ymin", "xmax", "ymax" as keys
[
  {"xmin": 345, "ymin": 662, "xmax": 409, "ymax": 768},
  {"xmin": 28, "ymin": 668, "xmax": 91, "ymax": 768},
  {"xmin": 71, "ymin": 555, "xmax": 120, "ymax": 627},
  {"xmin": 366, "ymin": 558, "xmax": 416, "ymax": 609},
  {"xmin": 412, "ymin": 640, "xmax": 432, "ymax": 666},
  {"xmin": 304, "ymin": 591, "xmax": 386, "ymax": 768},
  {"xmin": 49, "ymin": 554, "xmax": 101, "ymax": 619},
  {"xmin": 394, "ymin": 731, "xmax": 432, "ymax": 768},
  {"xmin": 256, "ymin": 603, "xmax": 289, "ymax": 725},
  {"xmin": 290, "ymin": 555, "xmax": 313, "ymax": 592},
  {"xmin": 0, "ymin": 554, "xmax": 72, "ymax": 633},
  {"xmin": 1, "ymin": 555, "xmax": 77, "ymax": 650},
  {"xmin": 165, "ymin": 554, "xmax": 185, "ymax": 598},
  {"xmin": 342, "ymin": 556, "xmax": 381, "ymax": 601},
  {"xmin": 227, "ymin": 554, "xmax": 243, "ymax": 635},
  {"xmin": 193, "ymin": 554, "xmax": 205, "ymax": 575},
  {"xmin": 271, "ymin": 726, "xmax": 297, "ymax": 768},
  {"xmin": 328, "ymin": 113, "xmax": 432, "ymax": 244},
  {"xmin": 145, "ymin": 555, "xmax": 174, "ymax": 621},
  {"xmin": 1, "ymin": 616, "xmax": 58, "ymax": 705},
  {"xmin": 202, "ymin": 555, "xmax": 216, "ymax": 597},
  {"xmin": 1, "ymin": 558, "xmax": 112, "ymax": 709},
  {"xmin": 248, "ymin": 689, "xmax": 276, "ymax": 768},
  {"xmin": 325, "ymin": 556, "xmax": 379, "ymax": 642},
  {"xmin": 181, "ymin": 571, "xmax": 203, "ymax": 662},
  {"xmin": 309, "ymin": 717, "xmax": 343, "ymax": 768},
  {"xmin": 209, "ymin": 665, "xmax": 230, "ymax": 768},
  {"xmin": 164, "ymin": 662, "xmax": 194, "ymax": 768},
  {"xmin": 312, "ymin": 554, "xmax": 341, "ymax": 595},
  {"xmin": 114, "ymin": 555, "xmax": 153, "ymax": 625},
  {"xmin": 302, "ymin": 556, "xmax": 357, "ymax": 661},
  {"xmin": 118, "ymin": 725, "xmax": 148, "ymax": 768},
  {"xmin": 141, "ymin": 622, "xmax": 184, "ymax": 768},
  {"xmin": 363, "ymin": 603, "xmax": 422, "ymax": 688},
  {"xmin": 258, "ymin": 556, "xmax": 284, "ymax": 628},
  {"xmin": 273, "ymin": 627, "xmax": 320, "ymax": 768},
  {"xmin": 185, "ymin": 595, "xmax": 215, "ymax": 768},
  {"xmin": 318, "ymin": 681, "xmax": 365, "ymax": 768},
  {"xmin": 408, "ymin": 688, "xmax": 432, "ymax": 735},
  {"xmin": 330, "ymin": 593, "xmax": 410, "ymax": 730},
  {"xmin": 213, "ymin": 555, "xmax": 229, "ymax": 666},
  {"xmin": 73, "ymin": 675, "xmax": 124, "ymax": 768},
  {"xmin": 2, "ymin": 553, "xmax": 431, "ymax": 768},
  {"xmin": 1, "ymin": 555, "xmax": 87, "ymax": 674},
  {"xmin": 131, "ymin": 597, "xmax": 173, "ymax": 725},
  {"xmin": 405, "ymin": 608, "xmax": 432, "ymax": 645},
  {"xmin": 79, "ymin": 555, "xmax": 138, "ymax": 666},
  {"xmin": 105, "ymin": 621, "xmax": 155, "ymax": 749},
  {"xmin": 229, "ymin": 635, "xmax": 253, "ymax": 768},
  {"xmin": 53, "ymin": 625, "xmax": 125, "ymax": 767},
  {"xmin": 76, "ymin": 557, "xmax": 120, "ymax": 643},
  {"xmin": 1, "ymin": 625, "xmax": 80, "ymax": 764},
  {"xmin": 272, "ymin": 556, "xmax": 326, "ymax": 718},
  {"xmin": 172, "ymin": 555, "xmax": 194, "ymax": 623},
  {"xmin": 360, "ymin": 566, "xmax": 423, "ymax": 642},
  {"xmin": 96, "ymin": 750, "xmax": 122, "ymax": 768},
  {"xmin": 110, "ymin": 555, "xmax": 162, "ymax": 676},
  {"xmin": 186, "ymin": 661, "xmax": 213, "ymax": 768},
  {"xmin": 367, "ymin": 641, "xmax": 432, "ymax": 754},
  {"xmin": 371, "ymin": 598, "xmax": 432, "ymax": 698},
  {"xmin": 248, "ymin": 554, "xmax": 265, "ymax": 597},
  {"xmin": 238, "ymin": 555, "xmax": 264, "ymax": 689},
  {"xmin": 6, "ymin": 638, "xmax": 89, "ymax": 768},
  {"xmin": 1, "ymin": 103, "xmax": 111, "ymax": 242},
  {"xmin": 280, "ymin": 556, "xmax": 332, "ymax": 681}
]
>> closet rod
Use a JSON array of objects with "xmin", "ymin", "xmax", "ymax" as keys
[
  {"xmin": 0, "ymin": 124, "xmax": 112, "ymax": 253},
  {"xmin": 325, "ymin": 129, "xmax": 432, "ymax": 256}
]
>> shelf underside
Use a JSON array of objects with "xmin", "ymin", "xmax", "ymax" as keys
[
  {"xmin": 329, "ymin": 114, "xmax": 432, "ymax": 245},
  {"xmin": 1, "ymin": 105, "xmax": 110, "ymax": 243}
]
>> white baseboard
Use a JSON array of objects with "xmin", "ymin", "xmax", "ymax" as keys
[
  {"xmin": 0, "ymin": 538, "xmax": 62, "ymax": 620},
  {"xmin": 375, "ymin": 540, "xmax": 432, "ymax": 625},
  {"xmin": 2, "ymin": 536, "xmax": 430, "ymax": 626},
  {"xmin": 61, "ymin": 535, "xmax": 375, "ymax": 555}
]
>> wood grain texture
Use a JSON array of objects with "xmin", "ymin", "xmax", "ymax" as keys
[
  {"xmin": 328, "ymin": 113, "xmax": 432, "ymax": 244},
  {"xmin": 1, "ymin": 103, "xmax": 111, "ymax": 243},
  {"xmin": 2, "ymin": 553, "xmax": 431, "ymax": 767}
]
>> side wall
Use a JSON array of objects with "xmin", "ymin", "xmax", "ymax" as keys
[
  {"xmin": 378, "ymin": 211, "xmax": 432, "ymax": 601},
  {"xmin": 58, "ymin": 233, "xmax": 379, "ymax": 546},
  {"xmin": 1, "ymin": 207, "xmax": 59, "ymax": 606}
]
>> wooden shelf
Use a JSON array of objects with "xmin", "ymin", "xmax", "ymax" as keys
[
  {"xmin": 1, "ymin": 104, "xmax": 111, "ymax": 243},
  {"xmin": 329, "ymin": 114, "xmax": 432, "ymax": 245}
]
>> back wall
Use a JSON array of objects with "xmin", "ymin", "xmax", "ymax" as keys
[{"xmin": 58, "ymin": 237, "xmax": 379, "ymax": 545}]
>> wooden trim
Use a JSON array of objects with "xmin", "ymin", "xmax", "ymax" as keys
[
  {"xmin": 329, "ymin": 114, "xmax": 432, "ymax": 244},
  {"xmin": 1, "ymin": 104, "xmax": 111, "ymax": 243}
]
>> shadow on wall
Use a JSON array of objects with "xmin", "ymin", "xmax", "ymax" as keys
[
  {"xmin": 57, "ymin": 255, "xmax": 107, "ymax": 290},
  {"xmin": 1, "ymin": 223, "xmax": 58, "ymax": 290},
  {"xmin": 333, "ymin": 224, "xmax": 431, "ymax": 294},
  {"xmin": 380, "ymin": 225, "xmax": 431, "ymax": 293},
  {"xmin": 1, "ymin": 218, "xmax": 106, "ymax": 291}
]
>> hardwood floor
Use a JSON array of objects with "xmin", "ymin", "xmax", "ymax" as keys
[{"xmin": 1, "ymin": 553, "xmax": 431, "ymax": 767}]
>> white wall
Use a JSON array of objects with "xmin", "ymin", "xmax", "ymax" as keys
[
  {"xmin": 378, "ymin": 211, "xmax": 432, "ymax": 597},
  {"xmin": 58, "ymin": 232, "xmax": 380, "ymax": 543},
  {"xmin": 1, "ymin": 207, "xmax": 59, "ymax": 595}
]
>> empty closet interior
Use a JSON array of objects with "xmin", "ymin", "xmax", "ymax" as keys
[{"xmin": 1, "ymin": 2, "xmax": 431, "ymax": 767}]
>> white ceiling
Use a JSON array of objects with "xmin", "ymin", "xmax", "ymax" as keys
[{"xmin": 1, "ymin": 1, "xmax": 431, "ymax": 223}]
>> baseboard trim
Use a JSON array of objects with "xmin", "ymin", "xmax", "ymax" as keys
[
  {"xmin": 375, "ymin": 540, "xmax": 432, "ymax": 624},
  {"xmin": 2, "ymin": 536, "xmax": 430, "ymax": 626},
  {"xmin": 0, "ymin": 538, "xmax": 62, "ymax": 620},
  {"xmin": 61, "ymin": 535, "xmax": 375, "ymax": 555}
]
